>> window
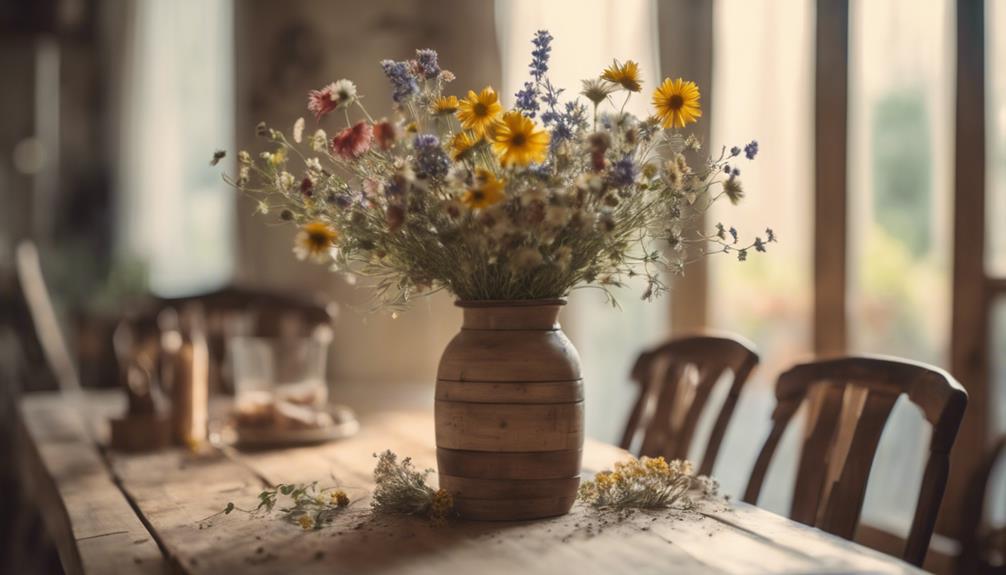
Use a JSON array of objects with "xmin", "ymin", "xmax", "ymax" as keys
[
  {"xmin": 119, "ymin": 0, "xmax": 235, "ymax": 296},
  {"xmin": 848, "ymin": 0, "xmax": 955, "ymax": 533},
  {"xmin": 987, "ymin": 0, "xmax": 1006, "ymax": 527},
  {"xmin": 988, "ymin": 0, "xmax": 1006, "ymax": 277}
]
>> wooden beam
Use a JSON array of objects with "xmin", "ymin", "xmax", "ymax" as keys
[
  {"xmin": 658, "ymin": 0, "xmax": 714, "ymax": 333},
  {"xmin": 947, "ymin": 0, "xmax": 990, "ymax": 537},
  {"xmin": 813, "ymin": 0, "xmax": 849, "ymax": 355}
]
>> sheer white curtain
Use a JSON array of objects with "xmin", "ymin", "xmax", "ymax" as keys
[
  {"xmin": 708, "ymin": 0, "xmax": 814, "ymax": 510},
  {"xmin": 119, "ymin": 0, "xmax": 235, "ymax": 297},
  {"xmin": 495, "ymin": 0, "xmax": 666, "ymax": 443}
]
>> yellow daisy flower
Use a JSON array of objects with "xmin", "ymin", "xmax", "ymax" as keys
[
  {"xmin": 456, "ymin": 87, "xmax": 502, "ymax": 135},
  {"xmin": 451, "ymin": 130, "xmax": 483, "ymax": 161},
  {"xmin": 602, "ymin": 60, "xmax": 642, "ymax": 92},
  {"xmin": 330, "ymin": 490, "xmax": 350, "ymax": 507},
  {"xmin": 297, "ymin": 515, "xmax": 315, "ymax": 530},
  {"xmin": 432, "ymin": 95, "xmax": 460, "ymax": 115},
  {"xmin": 491, "ymin": 112, "xmax": 550, "ymax": 168},
  {"xmin": 461, "ymin": 169, "xmax": 506, "ymax": 209},
  {"xmin": 294, "ymin": 221, "xmax": 338, "ymax": 261},
  {"xmin": 652, "ymin": 78, "xmax": 702, "ymax": 129}
]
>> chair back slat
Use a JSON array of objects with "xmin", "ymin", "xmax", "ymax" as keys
[
  {"xmin": 638, "ymin": 362, "xmax": 686, "ymax": 457},
  {"xmin": 623, "ymin": 334, "xmax": 759, "ymax": 476},
  {"xmin": 743, "ymin": 355, "xmax": 968, "ymax": 567},
  {"xmin": 819, "ymin": 388, "xmax": 899, "ymax": 538},
  {"xmin": 790, "ymin": 384, "xmax": 845, "ymax": 525},
  {"xmin": 673, "ymin": 364, "xmax": 728, "ymax": 462}
]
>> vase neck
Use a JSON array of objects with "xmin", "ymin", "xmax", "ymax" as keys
[{"xmin": 457, "ymin": 301, "xmax": 563, "ymax": 330}]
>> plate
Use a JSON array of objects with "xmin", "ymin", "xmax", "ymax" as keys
[{"xmin": 229, "ymin": 405, "xmax": 360, "ymax": 449}]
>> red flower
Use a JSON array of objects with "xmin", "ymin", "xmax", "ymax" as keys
[
  {"xmin": 330, "ymin": 121, "xmax": 373, "ymax": 160},
  {"xmin": 308, "ymin": 85, "xmax": 338, "ymax": 120},
  {"xmin": 373, "ymin": 120, "xmax": 399, "ymax": 150}
]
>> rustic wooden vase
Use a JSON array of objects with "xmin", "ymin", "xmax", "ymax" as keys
[{"xmin": 435, "ymin": 299, "xmax": 584, "ymax": 521}]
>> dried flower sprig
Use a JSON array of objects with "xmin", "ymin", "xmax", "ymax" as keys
[
  {"xmin": 577, "ymin": 456, "xmax": 719, "ymax": 510},
  {"xmin": 218, "ymin": 482, "xmax": 351, "ymax": 531},
  {"xmin": 371, "ymin": 450, "xmax": 454, "ymax": 524}
]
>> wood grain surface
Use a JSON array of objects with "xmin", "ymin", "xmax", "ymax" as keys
[{"xmin": 18, "ymin": 390, "xmax": 929, "ymax": 575}]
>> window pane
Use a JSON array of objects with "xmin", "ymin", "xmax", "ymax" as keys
[
  {"xmin": 709, "ymin": 0, "xmax": 814, "ymax": 510},
  {"xmin": 120, "ymin": 0, "xmax": 235, "ymax": 296},
  {"xmin": 991, "ymin": 297, "xmax": 1006, "ymax": 525},
  {"xmin": 848, "ymin": 0, "xmax": 954, "ymax": 534},
  {"xmin": 989, "ymin": 0, "xmax": 1006, "ymax": 276}
]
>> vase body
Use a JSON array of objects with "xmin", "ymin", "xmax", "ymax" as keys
[{"xmin": 435, "ymin": 299, "xmax": 584, "ymax": 521}]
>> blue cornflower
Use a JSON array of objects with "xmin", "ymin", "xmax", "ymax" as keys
[
  {"xmin": 380, "ymin": 59, "xmax": 418, "ymax": 103},
  {"xmin": 730, "ymin": 146, "xmax": 741, "ymax": 157},
  {"xmin": 530, "ymin": 30, "xmax": 552, "ymax": 81},
  {"xmin": 413, "ymin": 134, "xmax": 450, "ymax": 179},
  {"xmin": 515, "ymin": 31, "xmax": 553, "ymax": 117},
  {"xmin": 414, "ymin": 49, "xmax": 440, "ymax": 79},
  {"xmin": 744, "ymin": 140, "xmax": 759, "ymax": 160},
  {"xmin": 609, "ymin": 156, "xmax": 638, "ymax": 188},
  {"xmin": 515, "ymin": 81, "xmax": 541, "ymax": 118}
]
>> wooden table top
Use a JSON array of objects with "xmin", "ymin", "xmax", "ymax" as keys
[{"xmin": 16, "ymin": 390, "xmax": 929, "ymax": 575}]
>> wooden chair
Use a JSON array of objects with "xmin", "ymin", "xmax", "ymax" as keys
[
  {"xmin": 742, "ymin": 355, "xmax": 968, "ymax": 567},
  {"xmin": 955, "ymin": 435, "xmax": 1006, "ymax": 575},
  {"xmin": 619, "ymin": 334, "xmax": 759, "ymax": 476}
]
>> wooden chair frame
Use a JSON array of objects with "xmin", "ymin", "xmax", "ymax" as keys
[
  {"xmin": 620, "ymin": 333, "xmax": 759, "ymax": 477},
  {"xmin": 742, "ymin": 355, "xmax": 968, "ymax": 566}
]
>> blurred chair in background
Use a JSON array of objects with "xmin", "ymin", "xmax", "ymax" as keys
[
  {"xmin": 743, "ymin": 356, "xmax": 968, "ymax": 567},
  {"xmin": 619, "ymin": 333, "xmax": 759, "ymax": 477},
  {"xmin": 956, "ymin": 435, "xmax": 1006, "ymax": 575}
]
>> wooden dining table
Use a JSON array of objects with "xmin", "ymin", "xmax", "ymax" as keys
[{"xmin": 16, "ymin": 389, "xmax": 929, "ymax": 575}]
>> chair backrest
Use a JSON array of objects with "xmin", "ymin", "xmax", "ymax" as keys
[
  {"xmin": 742, "ymin": 355, "xmax": 968, "ymax": 566},
  {"xmin": 620, "ymin": 333, "xmax": 759, "ymax": 476},
  {"xmin": 13, "ymin": 241, "xmax": 80, "ymax": 393}
]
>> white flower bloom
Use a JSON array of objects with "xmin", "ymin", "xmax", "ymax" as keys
[
  {"xmin": 510, "ymin": 247, "xmax": 544, "ymax": 271},
  {"xmin": 311, "ymin": 129, "xmax": 328, "ymax": 153},
  {"xmin": 292, "ymin": 117, "xmax": 305, "ymax": 143},
  {"xmin": 330, "ymin": 79, "xmax": 357, "ymax": 108},
  {"xmin": 278, "ymin": 171, "xmax": 296, "ymax": 192},
  {"xmin": 305, "ymin": 157, "xmax": 323, "ymax": 173}
]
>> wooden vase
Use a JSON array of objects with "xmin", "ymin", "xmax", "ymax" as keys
[{"xmin": 435, "ymin": 299, "xmax": 584, "ymax": 521}]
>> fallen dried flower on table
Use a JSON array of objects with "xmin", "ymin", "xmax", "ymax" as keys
[
  {"xmin": 207, "ymin": 482, "xmax": 352, "ymax": 531},
  {"xmin": 371, "ymin": 450, "xmax": 454, "ymax": 525},
  {"xmin": 577, "ymin": 456, "xmax": 720, "ymax": 510},
  {"xmin": 208, "ymin": 450, "xmax": 452, "ymax": 530}
]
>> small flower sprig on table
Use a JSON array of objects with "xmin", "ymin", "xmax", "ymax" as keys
[
  {"xmin": 371, "ymin": 450, "xmax": 454, "ymax": 525},
  {"xmin": 577, "ymin": 455, "xmax": 719, "ymax": 511},
  {"xmin": 218, "ymin": 482, "xmax": 351, "ymax": 531}
]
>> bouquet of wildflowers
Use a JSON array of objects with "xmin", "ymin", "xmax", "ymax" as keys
[{"xmin": 222, "ymin": 31, "xmax": 772, "ymax": 309}]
